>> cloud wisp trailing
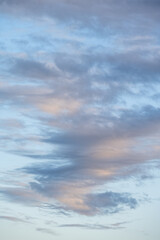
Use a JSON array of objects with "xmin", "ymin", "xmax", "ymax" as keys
[
  {"xmin": 59, "ymin": 221, "xmax": 128, "ymax": 230},
  {"xmin": 36, "ymin": 227, "xmax": 56, "ymax": 236},
  {"xmin": 0, "ymin": 215, "xmax": 30, "ymax": 224}
]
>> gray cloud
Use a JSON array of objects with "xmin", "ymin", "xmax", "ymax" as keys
[
  {"xmin": 1, "ymin": 0, "xmax": 160, "ymax": 32},
  {"xmin": 1, "ymin": 0, "xmax": 160, "ymax": 220},
  {"xmin": 10, "ymin": 104, "xmax": 158, "ymax": 215},
  {"xmin": 59, "ymin": 221, "xmax": 127, "ymax": 230},
  {"xmin": 86, "ymin": 191, "xmax": 137, "ymax": 215},
  {"xmin": 0, "ymin": 215, "xmax": 29, "ymax": 223},
  {"xmin": 36, "ymin": 227, "xmax": 56, "ymax": 235},
  {"xmin": 1, "ymin": 105, "xmax": 159, "ymax": 214},
  {"xmin": 0, "ymin": 119, "xmax": 24, "ymax": 129},
  {"xmin": 10, "ymin": 58, "xmax": 59, "ymax": 80}
]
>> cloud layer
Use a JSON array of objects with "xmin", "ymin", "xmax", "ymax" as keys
[{"xmin": 0, "ymin": 0, "xmax": 160, "ymax": 219}]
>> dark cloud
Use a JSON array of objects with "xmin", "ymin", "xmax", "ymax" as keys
[
  {"xmin": 108, "ymin": 53, "xmax": 160, "ymax": 80},
  {"xmin": 1, "ymin": 0, "xmax": 160, "ymax": 31},
  {"xmin": 54, "ymin": 53, "xmax": 91, "ymax": 76},
  {"xmin": 5, "ymin": 46, "xmax": 160, "ymax": 90},
  {"xmin": 10, "ymin": 58, "xmax": 59, "ymax": 80},
  {"xmin": 86, "ymin": 191, "xmax": 137, "ymax": 214}
]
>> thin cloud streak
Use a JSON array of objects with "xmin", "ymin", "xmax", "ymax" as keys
[
  {"xmin": 36, "ymin": 227, "xmax": 56, "ymax": 236},
  {"xmin": 0, "ymin": 215, "xmax": 30, "ymax": 223},
  {"xmin": 59, "ymin": 221, "xmax": 127, "ymax": 230}
]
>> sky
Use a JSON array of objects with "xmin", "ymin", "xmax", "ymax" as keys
[{"xmin": 0, "ymin": 0, "xmax": 160, "ymax": 239}]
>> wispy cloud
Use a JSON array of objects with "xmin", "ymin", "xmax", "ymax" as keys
[
  {"xmin": 59, "ymin": 221, "xmax": 127, "ymax": 230},
  {"xmin": 0, "ymin": 215, "xmax": 30, "ymax": 223},
  {"xmin": 36, "ymin": 227, "xmax": 56, "ymax": 236}
]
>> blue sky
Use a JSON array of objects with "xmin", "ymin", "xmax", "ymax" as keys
[{"xmin": 0, "ymin": 0, "xmax": 160, "ymax": 239}]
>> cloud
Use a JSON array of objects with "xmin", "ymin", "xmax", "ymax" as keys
[
  {"xmin": 59, "ymin": 221, "xmax": 127, "ymax": 230},
  {"xmin": 37, "ymin": 176, "xmax": 137, "ymax": 216},
  {"xmin": 86, "ymin": 191, "xmax": 137, "ymax": 215},
  {"xmin": 17, "ymin": 158, "xmax": 138, "ymax": 215},
  {"xmin": 1, "ymin": 63, "xmax": 160, "ymax": 214},
  {"xmin": 0, "ymin": 119, "xmax": 24, "ymax": 129},
  {"xmin": 36, "ymin": 227, "xmax": 56, "ymax": 235},
  {"xmin": 37, "ymin": 97, "xmax": 82, "ymax": 115},
  {"xmin": 1, "ymin": 0, "xmax": 160, "ymax": 220},
  {"xmin": 10, "ymin": 58, "xmax": 59, "ymax": 80},
  {"xmin": 12, "ymin": 104, "xmax": 158, "ymax": 215},
  {"xmin": 0, "ymin": 186, "xmax": 48, "ymax": 205},
  {"xmin": 0, "ymin": 215, "xmax": 29, "ymax": 223},
  {"xmin": 1, "ymin": 0, "xmax": 160, "ymax": 32},
  {"xmin": 1, "ymin": 105, "xmax": 159, "ymax": 215}
]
